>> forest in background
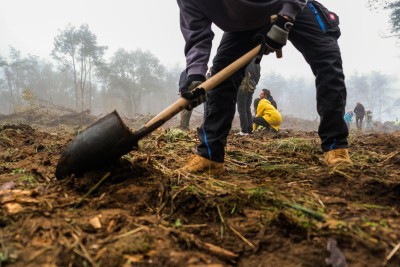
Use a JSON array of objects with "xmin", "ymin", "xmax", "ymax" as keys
[{"xmin": 1, "ymin": 0, "xmax": 400, "ymax": 122}]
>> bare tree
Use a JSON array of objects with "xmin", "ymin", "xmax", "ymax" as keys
[
  {"xmin": 99, "ymin": 48, "xmax": 166, "ymax": 117},
  {"xmin": 52, "ymin": 24, "xmax": 79, "ymax": 109},
  {"xmin": 52, "ymin": 24, "xmax": 107, "ymax": 112},
  {"xmin": 369, "ymin": 71, "xmax": 390, "ymax": 121}
]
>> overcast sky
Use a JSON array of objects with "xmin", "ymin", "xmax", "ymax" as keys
[{"xmin": 0, "ymin": 0, "xmax": 399, "ymax": 79}]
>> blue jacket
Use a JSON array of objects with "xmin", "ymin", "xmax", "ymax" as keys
[{"xmin": 344, "ymin": 112, "xmax": 353, "ymax": 123}]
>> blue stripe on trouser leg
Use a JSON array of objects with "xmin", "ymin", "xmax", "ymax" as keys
[
  {"xmin": 329, "ymin": 140, "xmax": 337, "ymax": 151},
  {"xmin": 200, "ymin": 126, "xmax": 212, "ymax": 159}
]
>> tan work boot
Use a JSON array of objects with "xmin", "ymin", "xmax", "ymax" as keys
[
  {"xmin": 179, "ymin": 155, "xmax": 224, "ymax": 175},
  {"xmin": 323, "ymin": 148, "xmax": 353, "ymax": 167}
]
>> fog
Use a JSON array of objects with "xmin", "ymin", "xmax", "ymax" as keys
[{"xmin": 0, "ymin": 0, "xmax": 399, "ymax": 123}]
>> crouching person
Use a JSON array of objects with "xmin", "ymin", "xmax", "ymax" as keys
[{"xmin": 253, "ymin": 89, "xmax": 282, "ymax": 133}]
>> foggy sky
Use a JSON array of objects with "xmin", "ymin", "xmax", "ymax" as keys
[{"xmin": 0, "ymin": 0, "xmax": 399, "ymax": 79}]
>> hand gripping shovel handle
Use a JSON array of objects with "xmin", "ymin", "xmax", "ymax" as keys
[{"xmin": 135, "ymin": 44, "xmax": 263, "ymax": 139}]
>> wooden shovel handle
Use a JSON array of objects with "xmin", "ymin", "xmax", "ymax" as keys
[{"xmin": 144, "ymin": 44, "xmax": 262, "ymax": 128}]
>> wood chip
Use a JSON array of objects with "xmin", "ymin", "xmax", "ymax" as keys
[
  {"xmin": 89, "ymin": 216, "xmax": 102, "ymax": 229},
  {"xmin": 4, "ymin": 202, "xmax": 23, "ymax": 214}
]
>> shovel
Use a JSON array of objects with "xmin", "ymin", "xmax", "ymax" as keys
[{"xmin": 55, "ymin": 44, "xmax": 270, "ymax": 179}]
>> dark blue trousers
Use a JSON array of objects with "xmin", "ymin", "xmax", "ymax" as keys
[{"xmin": 197, "ymin": 3, "xmax": 348, "ymax": 163}]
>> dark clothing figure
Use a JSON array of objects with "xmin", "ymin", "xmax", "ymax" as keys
[
  {"xmin": 253, "ymin": 98, "xmax": 261, "ymax": 116},
  {"xmin": 253, "ymin": 116, "xmax": 278, "ymax": 131},
  {"xmin": 179, "ymin": 70, "xmax": 209, "ymax": 130},
  {"xmin": 177, "ymin": 0, "xmax": 349, "ymax": 163},
  {"xmin": 237, "ymin": 58, "xmax": 261, "ymax": 134},
  {"xmin": 353, "ymin": 102, "xmax": 365, "ymax": 130},
  {"xmin": 269, "ymin": 97, "xmax": 277, "ymax": 109},
  {"xmin": 179, "ymin": 71, "xmax": 192, "ymax": 130}
]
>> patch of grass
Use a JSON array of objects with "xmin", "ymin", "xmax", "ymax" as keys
[
  {"xmin": 247, "ymin": 187, "xmax": 275, "ymax": 203},
  {"xmin": 0, "ymin": 162, "xmax": 11, "ymax": 169},
  {"xmin": 352, "ymin": 150, "xmax": 382, "ymax": 163},
  {"xmin": 227, "ymin": 150, "xmax": 255, "ymax": 162},
  {"xmin": 269, "ymin": 138, "xmax": 318, "ymax": 153},
  {"xmin": 18, "ymin": 175, "xmax": 37, "ymax": 188},
  {"xmin": 11, "ymin": 168, "xmax": 25, "ymax": 175},
  {"xmin": 0, "ymin": 134, "xmax": 13, "ymax": 146},
  {"xmin": 285, "ymin": 202, "xmax": 326, "ymax": 221},
  {"xmin": 174, "ymin": 218, "xmax": 182, "ymax": 228},
  {"xmin": 0, "ymin": 250, "xmax": 11, "ymax": 265},
  {"xmin": 260, "ymin": 163, "xmax": 303, "ymax": 172},
  {"xmin": 360, "ymin": 216, "xmax": 392, "ymax": 230},
  {"xmin": 188, "ymin": 185, "xmax": 197, "ymax": 194},
  {"xmin": 10, "ymin": 168, "xmax": 38, "ymax": 188},
  {"xmin": 353, "ymin": 203, "xmax": 391, "ymax": 210},
  {"xmin": 163, "ymin": 128, "xmax": 193, "ymax": 143},
  {"xmin": 0, "ymin": 234, "xmax": 15, "ymax": 265}
]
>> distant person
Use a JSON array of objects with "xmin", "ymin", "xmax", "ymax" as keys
[
  {"xmin": 253, "ymin": 89, "xmax": 282, "ymax": 133},
  {"xmin": 353, "ymin": 102, "xmax": 365, "ymax": 130},
  {"xmin": 253, "ymin": 88, "xmax": 277, "ymax": 116},
  {"xmin": 364, "ymin": 110, "xmax": 374, "ymax": 131},
  {"xmin": 394, "ymin": 118, "xmax": 400, "ymax": 131},
  {"xmin": 253, "ymin": 97, "xmax": 261, "ymax": 117},
  {"xmin": 343, "ymin": 111, "xmax": 354, "ymax": 130},
  {"xmin": 265, "ymin": 88, "xmax": 277, "ymax": 109},
  {"xmin": 179, "ymin": 69, "xmax": 211, "ymax": 130},
  {"xmin": 237, "ymin": 58, "xmax": 261, "ymax": 136},
  {"xmin": 179, "ymin": 70, "xmax": 192, "ymax": 130}
]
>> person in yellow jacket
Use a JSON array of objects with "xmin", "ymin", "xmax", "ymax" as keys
[{"xmin": 253, "ymin": 89, "xmax": 282, "ymax": 132}]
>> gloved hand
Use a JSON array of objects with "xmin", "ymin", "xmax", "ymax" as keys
[
  {"xmin": 264, "ymin": 15, "xmax": 294, "ymax": 52},
  {"xmin": 179, "ymin": 74, "xmax": 207, "ymax": 110}
]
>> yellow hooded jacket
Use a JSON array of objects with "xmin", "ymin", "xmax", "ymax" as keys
[{"xmin": 253, "ymin": 98, "xmax": 282, "ymax": 131}]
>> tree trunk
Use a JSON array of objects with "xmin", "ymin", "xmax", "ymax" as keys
[{"xmin": 72, "ymin": 57, "xmax": 78, "ymax": 110}]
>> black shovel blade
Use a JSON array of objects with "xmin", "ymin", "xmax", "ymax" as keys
[{"xmin": 55, "ymin": 111, "xmax": 138, "ymax": 179}]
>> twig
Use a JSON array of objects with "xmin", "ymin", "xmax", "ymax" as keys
[
  {"xmin": 311, "ymin": 192, "xmax": 326, "ymax": 208},
  {"xmin": 71, "ymin": 232, "xmax": 98, "ymax": 267},
  {"xmin": 114, "ymin": 226, "xmax": 148, "ymax": 239},
  {"xmin": 199, "ymin": 241, "xmax": 239, "ymax": 260},
  {"xmin": 71, "ymin": 233, "xmax": 98, "ymax": 267},
  {"xmin": 226, "ymin": 158, "xmax": 248, "ymax": 166},
  {"xmin": 385, "ymin": 242, "xmax": 400, "ymax": 264},
  {"xmin": 26, "ymin": 247, "xmax": 52, "ymax": 264},
  {"xmin": 328, "ymin": 168, "xmax": 352, "ymax": 180},
  {"xmin": 227, "ymin": 225, "xmax": 255, "ymax": 249},
  {"xmin": 181, "ymin": 224, "xmax": 208, "ymax": 228},
  {"xmin": 168, "ymin": 227, "xmax": 239, "ymax": 261},
  {"xmin": 217, "ymin": 206, "xmax": 226, "ymax": 239},
  {"xmin": 217, "ymin": 206, "xmax": 226, "ymax": 225},
  {"xmin": 287, "ymin": 179, "xmax": 313, "ymax": 186},
  {"xmin": 380, "ymin": 151, "xmax": 400, "ymax": 165},
  {"xmin": 74, "ymin": 172, "xmax": 110, "ymax": 208},
  {"xmin": 217, "ymin": 206, "xmax": 255, "ymax": 248}
]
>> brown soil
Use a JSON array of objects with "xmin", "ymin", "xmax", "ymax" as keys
[{"xmin": 1, "ymin": 111, "xmax": 400, "ymax": 267}]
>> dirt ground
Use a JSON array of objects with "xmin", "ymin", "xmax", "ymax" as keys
[{"xmin": 1, "ymin": 110, "xmax": 400, "ymax": 267}]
